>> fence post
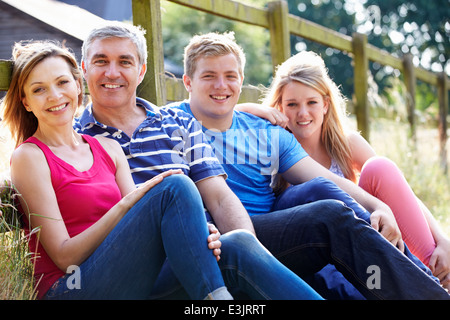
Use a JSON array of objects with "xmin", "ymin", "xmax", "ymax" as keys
[
  {"xmin": 403, "ymin": 53, "xmax": 416, "ymax": 141},
  {"xmin": 438, "ymin": 72, "xmax": 448, "ymax": 172},
  {"xmin": 132, "ymin": 0, "xmax": 166, "ymax": 106},
  {"xmin": 268, "ymin": 1, "xmax": 291, "ymax": 73},
  {"xmin": 352, "ymin": 32, "xmax": 370, "ymax": 142}
]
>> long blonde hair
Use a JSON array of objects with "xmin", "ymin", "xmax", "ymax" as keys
[
  {"xmin": 264, "ymin": 51, "xmax": 357, "ymax": 187},
  {"xmin": 1, "ymin": 40, "xmax": 83, "ymax": 147}
]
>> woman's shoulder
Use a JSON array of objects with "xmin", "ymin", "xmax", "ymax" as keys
[
  {"xmin": 345, "ymin": 130, "xmax": 376, "ymax": 170},
  {"xmin": 11, "ymin": 139, "xmax": 45, "ymax": 164},
  {"xmin": 88, "ymin": 135, "xmax": 121, "ymax": 152},
  {"xmin": 86, "ymin": 135, "xmax": 124, "ymax": 167}
]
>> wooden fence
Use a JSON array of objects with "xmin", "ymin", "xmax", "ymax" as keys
[
  {"xmin": 133, "ymin": 0, "xmax": 449, "ymax": 170},
  {"xmin": 0, "ymin": 0, "xmax": 448, "ymax": 168}
]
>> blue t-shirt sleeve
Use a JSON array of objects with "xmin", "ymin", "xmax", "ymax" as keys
[{"xmin": 278, "ymin": 128, "xmax": 308, "ymax": 173}]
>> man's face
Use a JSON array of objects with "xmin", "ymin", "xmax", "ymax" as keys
[
  {"xmin": 82, "ymin": 37, "xmax": 146, "ymax": 111},
  {"xmin": 183, "ymin": 53, "xmax": 243, "ymax": 128}
]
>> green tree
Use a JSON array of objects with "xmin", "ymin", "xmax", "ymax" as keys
[
  {"xmin": 161, "ymin": 0, "xmax": 272, "ymax": 85},
  {"xmin": 363, "ymin": 0, "xmax": 449, "ymax": 76},
  {"xmin": 288, "ymin": 0, "xmax": 448, "ymax": 113}
]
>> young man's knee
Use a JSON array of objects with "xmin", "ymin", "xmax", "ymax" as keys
[
  {"xmin": 300, "ymin": 199, "xmax": 356, "ymax": 225},
  {"xmin": 305, "ymin": 177, "xmax": 344, "ymax": 199}
]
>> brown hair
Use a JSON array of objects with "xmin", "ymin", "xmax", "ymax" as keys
[{"xmin": 1, "ymin": 40, "xmax": 83, "ymax": 147}]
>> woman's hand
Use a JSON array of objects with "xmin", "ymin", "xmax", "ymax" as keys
[
  {"xmin": 236, "ymin": 103, "xmax": 289, "ymax": 128},
  {"xmin": 120, "ymin": 169, "xmax": 183, "ymax": 211},
  {"xmin": 429, "ymin": 237, "xmax": 450, "ymax": 290}
]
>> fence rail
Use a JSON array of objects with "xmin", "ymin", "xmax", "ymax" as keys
[{"xmin": 0, "ymin": 0, "xmax": 448, "ymax": 168}]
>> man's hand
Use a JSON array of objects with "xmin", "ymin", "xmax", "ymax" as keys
[
  {"xmin": 207, "ymin": 223, "xmax": 222, "ymax": 262},
  {"xmin": 370, "ymin": 209, "xmax": 404, "ymax": 252}
]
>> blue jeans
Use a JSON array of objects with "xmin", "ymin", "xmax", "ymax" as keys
[
  {"xmin": 150, "ymin": 230, "xmax": 323, "ymax": 300},
  {"xmin": 44, "ymin": 174, "xmax": 321, "ymax": 300},
  {"xmin": 272, "ymin": 177, "xmax": 441, "ymax": 299},
  {"xmin": 45, "ymin": 175, "xmax": 230, "ymax": 299},
  {"xmin": 251, "ymin": 181, "xmax": 449, "ymax": 300}
]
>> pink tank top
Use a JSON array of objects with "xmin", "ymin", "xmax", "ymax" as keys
[{"xmin": 21, "ymin": 135, "xmax": 122, "ymax": 299}]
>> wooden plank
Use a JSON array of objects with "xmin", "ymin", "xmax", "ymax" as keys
[
  {"xmin": 366, "ymin": 44, "xmax": 403, "ymax": 70},
  {"xmin": 132, "ymin": 0, "xmax": 166, "ymax": 105},
  {"xmin": 164, "ymin": 77, "xmax": 262, "ymax": 103},
  {"xmin": 165, "ymin": 77, "xmax": 188, "ymax": 102},
  {"xmin": 288, "ymin": 15, "xmax": 353, "ymax": 53},
  {"xmin": 438, "ymin": 72, "xmax": 448, "ymax": 172},
  {"xmin": 268, "ymin": 1, "xmax": 290, "ymax": 71},
  {"xmin": 0, "ymin": 60, "xmax": 12, "ymax": 91},
  {"xmin": 403, "ymin": 53, "xmax": 417, "ymax": 139},
  {"xmin": 168, "ymin": 0, "xmax": 269, "ymax": 28},
  {"xmin": 352, "ymin": 33, "xmax": 370, "ymax": 141}
]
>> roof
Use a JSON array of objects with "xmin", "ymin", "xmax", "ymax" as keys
[{"xmin": 1, "ymin": 0, "xmax": 107, "ymax": 41}]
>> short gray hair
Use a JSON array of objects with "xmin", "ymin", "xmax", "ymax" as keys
[{"xmin": 82, "ymin": 21, "xmax": 148, "ymax": 67}]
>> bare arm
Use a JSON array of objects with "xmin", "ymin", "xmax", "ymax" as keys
[
  {"xmin": 196, "ymin": 175, "xmax": 255, "ymax": 235},
  {"xmin": 11, "ymin": 141, "xmax": 177, "ymax": 272},
  {"xmin": 236, "ymin": 103, "xmax": 288, "ymax": 128}
]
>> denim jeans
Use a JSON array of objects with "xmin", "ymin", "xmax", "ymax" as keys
[
  {"xmin": 45, "ymin": 174, "xmax": 230, "ymax": 300},
  {"xmin": 150, "ymin": 230, "xmax": 323, "ymax": 300},
  {"xmin": 45, "ymin": 174, "xmax": 322, "ymax": 300},
  {"xmin": 272, "ymin": 177, "xmax": 441, "ymax": 299},
  {"xmin": 251, "ymin": 183, "xmax": 449, "ymax": 300}
]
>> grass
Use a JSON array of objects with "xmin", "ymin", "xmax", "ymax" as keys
[
  {"xmin": 0, "ymin": 182, "xmax": 37, "ymax": 300},
  {"xmin": 0, "ymin": 119, "xmax": 448, "ymax": 299},
  {"xmin": 367, "ymin": 118, "xmax": 450, "ymax": 236}
]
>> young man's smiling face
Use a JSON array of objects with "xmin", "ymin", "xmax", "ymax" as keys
[
  {"xmin": 82, "ymin": 37, "xmax": 146, "ymax": 112},
  {"xmin": 183, "ymin": 53, "xmax": 244, "ymax": 130}
]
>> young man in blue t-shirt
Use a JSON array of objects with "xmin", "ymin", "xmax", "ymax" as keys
[{"xmin": 168, "ymin": 32, "xmax": 449, "ymax": 300}]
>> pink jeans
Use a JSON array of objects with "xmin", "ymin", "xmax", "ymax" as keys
[{"xmin": 358, "ymin": 156, "xmax": 436, "ymax": 265}]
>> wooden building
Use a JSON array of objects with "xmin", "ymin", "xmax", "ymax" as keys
[{"xmin": 0, "ymin": 0, "xmax": 106, "ymax": 63}]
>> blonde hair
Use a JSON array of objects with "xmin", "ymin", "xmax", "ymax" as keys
[
  {"xmin": 1, "ymin": 41, "xmax": 83, "ymax": 147},
  {"xmin": 264, "ymin": 51, "xmax": 357, "ymax": 185},
  {"xmin": 183, "ymin": 32, "xmax": 246, "ymax": 78}
]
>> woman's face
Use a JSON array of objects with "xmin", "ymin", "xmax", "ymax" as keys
[
  {"xmin": 279, "ymin": 81, "xmax": 328, "ymax": 143},
  {"xmin": 22, "ymin": 56, "xmax": 80, "ymax": 129}
]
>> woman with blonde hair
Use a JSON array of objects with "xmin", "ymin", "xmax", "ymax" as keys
[{"xmin": 238, "ymin": 50, "xmax": 450, "ymax": 290}]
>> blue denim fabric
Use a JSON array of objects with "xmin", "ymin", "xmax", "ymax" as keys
[
  {"xmin": 45, "ymin": 175, "xmax": 229, "ymax": 300},
  {"xmin": 252, "ymin": 188, "xmax": 449, "ymax": 300},
  {"xmin": 273, "ymin": 177, "xmax": 440, "ymax": 295},
  {"xmin": 44, "ymin": 174, "xmax": 322, "ymax": 300},
  {"xmin": 150, "ymin": 230, "xmax": 323, "ymax": 300}
]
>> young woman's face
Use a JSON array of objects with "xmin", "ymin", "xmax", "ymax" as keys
[
  {"xmin": 280, "ymin": 81, "xmax": 328, "ymax": 142},
  {"xmin": 22, "ymin": 56, "xmax": 80, "ymax": 129}
]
